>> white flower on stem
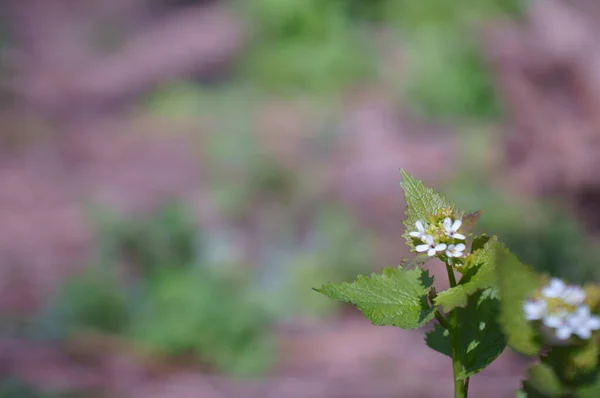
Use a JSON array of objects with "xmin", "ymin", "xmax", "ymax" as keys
[
  {"xmin": 446, "ymin": 243, "xmax": 466, "ymax": 259},
  {"xmin": 565, "ymin": 306, "xmax": 600, "ymax": 340},
  {"xmin": 443, "ymin": 217, "xmax": 466, "ymax": 240},
  {"xmin": 416, "ymin": 235, "xmax": 447, "ymax": 257},
  {"xmin": 541, "ymin": 278, "xmax": 567, "ymax": 299},
  {"xmin": 542, "ymin": 310, "xmax": 571, "ymax": 340},
  {"xmin": 523, "ymin": 299, "xmax": 548, "ymax": 321},
  {"xmin": 543, "ymin": 310, "xmax": 568, "ymax": 329},
  {"xmin": 561, "ymin": 286, "xmax": 586, "ymax": 306},
  {"xmin": 409, "ymin": 220, "xmax": 428, "ymax": 240}
]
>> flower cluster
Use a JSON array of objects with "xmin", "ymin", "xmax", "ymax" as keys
[
  {"xmin": 523, "ymin": 278, "xmax": 600, "ymax": 340},
  {"xmin": 409, "ymin": 217, "xmax": 466, "ymax": 265}
]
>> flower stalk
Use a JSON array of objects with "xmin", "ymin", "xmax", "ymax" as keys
[{"xmin": 446, "ymin": 263, "xmax": 468, "ymax": 398}]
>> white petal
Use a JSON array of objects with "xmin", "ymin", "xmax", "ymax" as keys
[
  {"xmin": 415, "ymin": 220, "xmax": 425, "ymax": 232},
  {"xmin": 454, "ymin": 243, "xmax": 466, "ymax": 252},
  {"xmin": 555, "ymin": 326, "xmax": 572, "ymax": 340},
  {"xmin": 453, "ymin": 233, "xmax": 466, "ymax": 240},
  {"xmin": 434, "ymin": 244, "xmax": 447, "ymax": 251},
  {"xmin": 452, "ymin": 219, "xmax": 462, "ymax": 231},
  {"xmin": 575, "ymin": 305, "xmax": 591, "ymax": 318},
  {"xmin": 588, "ymin": 316, "xmax": 600, "ymax": 330},
  {"xmin": 562, "ymin": 287, "xmax": 586, "ymax": 306},
  {"xmin": 523, "ymin": 300, "xmax": 547, "ymax": 320},
  {"xmin": 543, "ymin": 314, "xmax": 565, "ymax": 328},
  {"xmin": 541, "ymin": 279, "xmax": 566, "ymax": 298},
  {"xmin": 423, "ymin": 235, "xmax": 434, "ymax": 245},
  {"xmin": 427, "ymin": 249, "xmax": 436, "ymax": 257},
  {"xmin": 574, "ymin": 327, "xmax": 592, "ymax": 339},
  {"xmin": 409, "ymin": 231, "xmax": 421, "ymax": 237},
  {"xmin": 416, "ymin": 244, "xmax": 429, "ymax": 253},
  {"xmin": 443, "ymin": 217, "xmax": 452, "ymax": 231}
]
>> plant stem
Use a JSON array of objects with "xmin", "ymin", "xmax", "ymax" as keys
[
  {"xmin": 434, "ymin": 310, "xmax": 450, "ymax": 329},
  {"xmin": 446, "ymin": 264, "xmax": 467, "ymax": 398}
]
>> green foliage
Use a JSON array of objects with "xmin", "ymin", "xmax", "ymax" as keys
[
  {"xmin": 0, "ymin": 379, "xmax": 83, "ymax": 398},
  {"xmin": 445, "ymin": 176, "xmax": 600, "ymax": 285},
  {"xmin": 240, "ymin": 0, "xmax": 375, "ymax": 93},
  {"xmin": 30, "ymin": 265, "xmax": 130, "ymax": 341},
  {"xmin": 520, "ymin": 345, "xmax": 600, "ymax": 397},
  {"xmin": 402, "ymin": 28, "xmax": 500, "ymax": 119},
  {"xmin": 400, "ymin": 169, "xmax": 456, "ymax": 224},
  {"xmin": 426, "ymin": 289, "xmax": 506, "ymax": 379},
  {"xmin": 128, "ymin": 267, "xmax": 274, "ymax": 376},
  {"xmin": 400, "ymin": 168, "xmax": 459, "ymax": 250},
  {"xmin": 434, "ymin": 236, "xmax": 498, "ymax": 312},
  {"xmin": 520, "ymin": 363, "xmax": 565, "ymax": 398},
  {"xmin": 316, "ymin": 266, "xmax": 435, "ymax": 329},
  {"xmin": 495, "ymin": 245, "xmax": 542, "ymax": 356},
  {"xmin": 89, "ymin": 202, "xmax": 197, "ymax": 277},
  {"xmin": 33, "ymin": 203, "xmax": 276, "ymax": 377}
]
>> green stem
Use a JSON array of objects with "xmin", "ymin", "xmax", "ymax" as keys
[
  {"xmin": 446, "ymin": 264, "xmax": 467, "ymax": 398},
  {"xmin": 434, "ymin": 310, "xmax": 450, "ymax": 330}
]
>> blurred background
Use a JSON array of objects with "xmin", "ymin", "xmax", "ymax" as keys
[{"xmin": 0, "ymin": 0, "xmax": 599, "ymax": 397}]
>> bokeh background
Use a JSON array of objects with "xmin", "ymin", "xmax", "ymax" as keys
[{"xmin": 0, "ymin": 0, "xmax": 598, "ymax": 397}]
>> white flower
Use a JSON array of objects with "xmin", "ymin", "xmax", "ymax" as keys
[
  {"xmin": 523, "ymin": 299, "xmax": 547, "ymax": 321},
  {"xmin": 543, "ymin": 310, "xmax": 568, "ymax": 329},
  {"xmin": 443, "ymin": 217, "xmax": 466, "ymax": 240},
  {"xmin": 541, "ymin": 278, "xmax": 567, "ymax": 299},
  {"xmin": 416, "ymin": 235, "xmax": 447, "ymax": 257},
  {"xmin": 565, "ymin": 306, "xmax": 600, "ymax": 340},
  {"xmin": 409, "ymin": 220, "xmax": 428, "ymax": 240},
  {"xmin": 561, "ymin": 286, "xmax": 586, "ymax": 306},
  {"xmin": 446, "ymin": 243, "xmax": 466, "ymax": 258}
]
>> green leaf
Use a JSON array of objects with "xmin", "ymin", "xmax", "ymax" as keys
[
  {"xmin": 400, "ymin": 169, "xmax": 459, "ymax": 248},
  {"xmin": 470, "ymin": 234, "xmax": 490, "ymax": 253},
  {"xmin": 577, "ymin": 376, "xmax": 600, "ymax": 398},
  {"xmin": 521, "ymin": 363, "xmax": 565, "ymax": 398},
  {"xmin": 571, "ymin": 341, "xmax": 599, "ymax": 373},
  {"xmin": 434, "ymin": 237, "xmax": 500, "ymax": 312},
  {"xmin": 495, "ymin": 245, "xmax": 543, "ymax": 355},
  {"xmin": 316, "ymin": 266, "xmax": 435, "ymax": 329},
  {"xmin": 426, "ymin": 288, "xmax": 506, "ymax": 379}
]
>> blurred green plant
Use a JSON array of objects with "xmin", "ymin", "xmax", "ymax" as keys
[
  {"xmin": 0, "ymin": 379, "xmax": 84, "ymax": 398},
  {"xmin": 32, "ymin": 203, "xmax": 276, "ymax": 377},
  {"xmin": 31, "ymin": 187, "xmax": 373, "ymax": 375},
  {"xmin": 128, "ymin": 266, "xmax": 274, "ymax": 376},
  {"xmin": 237, "ymin": 0, "xmax": 523, "ymax": 117},
  {"xmin": 239, "ymin": 0, "xmax": 376, "ymax": 94},
  {"xmin": 444, "ymin": 175, "xmax": 600, "ymax": 284}
]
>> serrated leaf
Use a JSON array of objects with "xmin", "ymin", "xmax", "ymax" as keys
[
  {"xmin": 470, "ymin": 234, "xmax": 490, "ymax": 253},
  {"xmin": 495, "ymin": 245, "xmax": 543, "ymax": 355},
  {"xmin": 400, "ymin": 169, "xmax": 459, "ymax": 249},
  {"xmin": 426, "ymin": 288, "xmax": 506, "ymax": 379},
  {"xmin": 316, "ymin": 266, "xmax": 435, "ymax": 329},
  {"xmin": 434, "ymin": 237, "xmax": 500, "ymax": 312},
  {"xmin": 521, "ymin": 363, "xmax": 565, "ymax": 398}
]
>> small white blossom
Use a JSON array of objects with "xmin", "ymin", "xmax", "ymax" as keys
[
  {"xmin": 523, "ymin": 299, "xmax": 547, "ymax": 321},
  {"xmin": 543, "ymin": 310, "xmax": 568, "ymax": 329},
  {"xmin": 565, "ymin": 306, "xmax": 600, "ymax": 340},
  {"xmin": 541, "ymin": 278, "xmax": 567, "ymax": 299},
  {"xmin": 443, "ymin": 217, "xmax": 466, "ymax": 240},
  {"xmin": 446, "ymin": 243, "xmax": 466, "ymax": 259},
  {"xmin": 561, "ymin": 286, "xmax": 586, "ymax": 306},
  {"xmin": 416, "ymin": 235, "xmax": 447, "ymax": 257},
  {"xmin": 409, "ymin": 220, "xmax": 428, "ymax": 240}
]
